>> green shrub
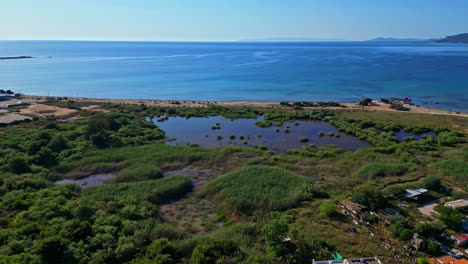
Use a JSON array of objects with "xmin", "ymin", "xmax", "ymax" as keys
[
  {"xmin": 319, "ymin": 201, "xmax": 336, "ymax": 217},
  {"xmin": 83, "ymin": 175, "xmax": 192, "ymax": 204},
  {"xmin": 117, "ymin": 164, "xmax": 163, "ymax": 182},
  {"xmin": 351, "ymin": 186, "xmax": 387, "ymax": 210},
  {"xmin": 353, "ymin": 162, "xmax": 409, "ymax": 180},
  {"xmin": 437, "ymin": 206, "xmax": 464, "ymax": 230}
]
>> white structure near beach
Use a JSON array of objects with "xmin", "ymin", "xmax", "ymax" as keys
[{"xmin": 445, "ymin": 199, "xmax": 468, "ymax": 209}]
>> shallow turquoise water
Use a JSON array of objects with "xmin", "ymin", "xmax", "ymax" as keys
[{"xmin": 1, "ymin": 41, "xmax": 467, "ymax": 111}]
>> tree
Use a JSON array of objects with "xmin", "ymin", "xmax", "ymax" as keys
[
  {"xmin": 359, "ymin": 98, "xmax": 372, "ymax": 106},
  {"xmin": 34, "ymin": 236, "xmax": 67, "ymax": 264},
  {"xmin": 399, "ymin": 229, "xmax": 414, "ymax": 241},
  {"xmin": 417, "ymin": 257, "xmax": 429, "ymax": 264},
  {"xmin": 427, "ymin": 241, "xmax": 441, "ymax": 256},
  {"xmin": 190, "ymin": 240, "xmax": 239, "ymax": 264},
  {"xmin": 319, "ymin": 201, "xmax": 336, "ymax": 217},
  {"xmin": 8, "ymin": 156, "xmax": 31, "ymax": 174},
  {"xmin": 437, "ymin": 206, "xmax": 464, "ymax": 230},
  {"xmin": 297, "ymin": 237, "xmax": 331, "ymax": 261},
  {"xmin": 422, "ymin": 176, "xmax": 441, "ymax": 190},
  {"xmin": 131, "ymin": 239, "xmax": 177, "ymax": 264},
  {"xmin": 6, "ymin": 90, "xmax": 14, "ymax": 95},
  {"xmin": 351, "ymin": 186, "xmax": 386, "ymax": 210}
]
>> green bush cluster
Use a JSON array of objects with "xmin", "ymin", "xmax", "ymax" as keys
[{"xmin": 353, "ymin": 162, "xmax": 410, "ymax": 180}]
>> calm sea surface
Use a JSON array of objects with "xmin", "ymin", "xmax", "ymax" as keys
[{"xmin": 1, "ymin": 41, "xmax": 467, "ymax": 111}]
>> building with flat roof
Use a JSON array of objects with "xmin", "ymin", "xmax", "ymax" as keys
[
  {"xmin": 445, "ymin": 199, "xmax": 468, "ymax": 209},
  {"xmin": 402, "ymin": 188, "xmax": 428, "ymax": 199}
]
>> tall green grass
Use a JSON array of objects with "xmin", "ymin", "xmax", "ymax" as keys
[
  {"xmin": 353, "ymin": 162, "xmax": 410, "ymax": 180},
  {"xmin": 116, "ymin": 164, "xmax": 163, "ymax": 182},
  {"xmin": 201, "ymin": 166, "xmax": 310, "ymax": 214},
  {"xmin": 56, "ymin": 143, "xmax": 217, "ymax": 175},
  {"xmin": 82, "ymin": 175, "xmax": 192, "ymax": 204}
]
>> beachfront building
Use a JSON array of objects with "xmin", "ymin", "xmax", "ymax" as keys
[{"xmin": 444, "ymin": 199, "xmax": 468, "ymax": 210}]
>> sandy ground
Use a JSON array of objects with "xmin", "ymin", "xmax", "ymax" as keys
[
  {"xmin": 19, "ymin": 95, "xmax": 468, "ymax": 117},
  {"xmin": 0, "ymin": 113, "xmax": 31, "ymax": 124},
  {"xmin": 418, "ymin": 200, "xmax": 440, "ymax": 219},
  {"xmin": 81, "ymin": 105, "xmax": 110, "ymax": 112},
  {"xmin": 20, "ymin": 103, "xmax": 77, "ymax": 117}
]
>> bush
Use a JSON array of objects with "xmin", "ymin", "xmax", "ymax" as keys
[
  {"xmin": 319, "ymin": 201, "xmax": 336, "ymax": 217},
  {"xmin": 299, "ymin": 137, "xmax": 309, "ymax": 143},
  {"xmin": 201, "ymin": 166, "xmax": 311, "ymax": 214},
  {"xmin": 427, "ymin": 241, "xmax": 441, "ymax": 256},
  {"xmin": 351, "ymin": 186, "xmax": 386, "ymax": 210},
  {"xmin": 421, "ymin": 176, "xmax": 441, "ymax": 190},
  {"xmin": 8, "ymin": 156, "xmax": 31, "ymax": 174},
  {"xmin": 117, "ymin": 164, "xmax": 163, "ymax": 182},
  {"xmin": 399, "ymin": 229, "xmax": 414, "ymax": 241},
  {"xmin": 359, "ymin": 98, "xmax": 372, "ymax": 106},
  {"xmin": 437, "ymin": 206, "xmax": 464, "ymax": 230},
  {"xmin": 353, "ymin": 162, "xmax": 409, "ymax": 180},
  {"xmin": 190, "ymin": 240, "xmax": 239, "ymax": 264}
]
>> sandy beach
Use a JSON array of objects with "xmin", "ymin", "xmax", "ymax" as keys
[{"xmin": 15, "ymin": 95, "xmax": 468, "ymax": 117}]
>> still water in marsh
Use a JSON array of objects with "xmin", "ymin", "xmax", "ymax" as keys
[{"xmin": 153, "ymin": 116, "xmax": 372, "ymax": 152}]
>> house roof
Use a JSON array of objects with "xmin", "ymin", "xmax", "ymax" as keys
[
  {"xmin": 455, "ymin": 234, "xmax": 468, "ymax": 242},
  {"xmin": 403, "ymin": 188, "xmax": 428, "ymax": 198},
  {"xmin": 429, "ymin": 256, "xmax": 468, "ymax": 264},
  {"xmin": 445, "ymin": 199, "xmax": 468, "ymax": 208}
]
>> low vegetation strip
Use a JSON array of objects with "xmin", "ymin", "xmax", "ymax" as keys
[
  {"xmin": 201, "ymin": 166, "xmax": 311, "ymax": 214},
  {"xmin": 82, "ymin": 175, "xmax": 192, "ymax": 204},
  {"xmin": 56, "ymin": 143, "xmax": 217, "ymax": 175},
  {"xmin": 353, "ymin": 162, "xmax": 410, "ymax": 180}
]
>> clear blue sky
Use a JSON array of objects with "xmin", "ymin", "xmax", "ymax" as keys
[{"xmin": 1, "ymin": 0, "xmax": 467, "ymax": 41}]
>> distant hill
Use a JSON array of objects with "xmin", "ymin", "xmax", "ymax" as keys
[
  {"xmin": 435, "ymin": 33, "xmax": 468, "ymax": 43},
  {"xmin": 238, "ymin": 38, "xmax": 346, "ymax": 42},
  {"xmin": 366, "ymin": 37, "xmax": 430, "ymax": 42}
]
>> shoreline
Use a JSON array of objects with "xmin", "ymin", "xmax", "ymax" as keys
[
  {"xmin": 0, "ymin": 56, "xmax": 33, "ymax": 60},
  {"xmin": 18, "ymin": 94, "xmax": 468, "ymax": 117}
]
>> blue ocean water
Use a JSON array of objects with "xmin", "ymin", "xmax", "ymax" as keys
[{"xmin": 1, "ymin": 41, "xmax": 467, "ymax": 111}]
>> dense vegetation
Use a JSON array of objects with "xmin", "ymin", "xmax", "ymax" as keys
[
  {"xmin": 0, "ymin": 101, "xmax": 466, "ymax": 263},
  {"xmin": 201, "ymin": 166, "xmax": 312, "ymax": 214}
]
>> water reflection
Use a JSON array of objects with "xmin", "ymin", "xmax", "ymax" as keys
[{"xmin": 153, "ymin": 116, "xmax": 372, "ymax": 152}]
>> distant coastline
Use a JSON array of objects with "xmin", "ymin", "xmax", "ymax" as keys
[{"xmin": 0, "ymin": 56, "xmax": 33, "ymax": 60}]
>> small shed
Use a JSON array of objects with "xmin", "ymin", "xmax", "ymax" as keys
[{"xmin": 402, "ymin": 188, "xmax": 428, "ymax": 200}]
